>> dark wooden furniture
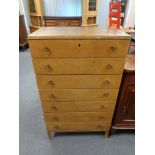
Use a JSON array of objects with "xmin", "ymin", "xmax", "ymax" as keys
[
  {"xmin": 111, "ymin": 54, "xmax": 135, "ymax": 131},
  {"xmin": 29, "ymin": 25, "xmax": 39, "ymax": 33},
  {"xmin": 19, "ymin": 15, "xmax": 28, "ymax": 50},
  {"xmin": 44, "ymin": 16, "xmax": 82, "ymax": 26}
]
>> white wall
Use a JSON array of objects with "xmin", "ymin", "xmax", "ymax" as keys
[
  {"xmin": 43, "ymin": 0, "xmax": 82, "ymax": 16},
  {"xmin": 20, "ymin": 0, "xmax": 31, "ymax": 32},
  {"xmin": 124, "ymin": 0, "xmax": 135, "ymax": 27},
  {"xmin": 19, "ymin": 0, "xmax": 24, "ymax": 14},
  {"xmin": 97, "ymin": 0, "xmax": 110, "ymax": 27}
]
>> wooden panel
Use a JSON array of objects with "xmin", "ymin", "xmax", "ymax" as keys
[
  {"xmin": 39, "ymin": 89, "xmax": 119, "ymax": 101},
  {"xmin": 29, "ymin": 39, "xmax": 130, "ymax": 58},
  {"xmin": 44, "ymin": 17, "xmax": 82, "ymax": 27},
  {"xmin": 36, "ymin": 75, "xmax": 122, "ymax": 89},
  {"xmin": 19, "ymin": 15, "xmax": 27, "ymax": 45},
  {"xmin": 28, "ymin": 27, "xmax": 131, "ymax": 40},
  {"xmin": 29, "ymin": 26, "xmax": 39, "ymax": 33},
  {"xmin": 30, "ymin": 16, "xmax": 42, "ymax": 27},
  {"xmin": 46, "ymin": 121, "xmax": 110, "ymax": 132},
  {"xmin": 45, "ymin": 21, "xmax": 57, "ymax": 26},
  {"xmin": 122, "ymin": 87, "xmax": 135, "ymax": 120},
  {"xmin": 112, "ymin": 59, "xmax": 135, "ymax": 129},
  {"xmin": 33, "ymin": 58, "xmax": 125, "ymax": 75},
  {"xmin": 68, "ymin": 20, "xmax": 81, "ymax": 26},
  {"xmin": 44, "ymin": 112, "xmax": 113, "ymax": 122},
  {"xmin": 41, "ymin": 101, "xmax": 116, "ymax": 112}
]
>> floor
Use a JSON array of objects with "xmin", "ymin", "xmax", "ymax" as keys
[{"xmin": 19, "ymin": 49, "xmax": 135, "ymax": 155}]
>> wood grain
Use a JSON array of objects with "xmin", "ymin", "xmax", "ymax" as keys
[
  {"xmin": 28, "ymin": 27, "xmax": 131, "ymax": 40},
  {"xmin": 29, "ymin": 39, "xmax": 130, "ymax": 58},
  {"xmin": 46, "ymin": 121, "xmax": 110, "ymax": 132},
  {"xmin": 33, "ymin": 58, "xmax": 125, "ymax": 75},
  {"xmin": 36, "ymin": 75, "xmax": 122, "ymax": 89},
  {"xmin": 39, "ymin": 89, "xmax": 119, "ymax": 101},
  {"xmin": 44, "ymin": 112, "xmax": 113, "ymax": 122},
  {"xmin": 41, "ymin": 101, "xmax": 116, "ymax": 112}
]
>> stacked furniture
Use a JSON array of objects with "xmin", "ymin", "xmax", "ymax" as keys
[
  {"xmin": 19, "ymin": 14, "xmax": 28, "ymax": 50},
  {"xmin": 111, "ymin": 54, "xmax": 135, "ymax": 131},
  {"xmin": 44, "ymin": 17, "xmax": 82, "ymax": 27},
  {"xmin": 27, "ymin": 0, "xmax": 44, "ymax": 33},
  {"xmin": 82, "ymin": 0, "xmax": 98, "ymax": 26},
  {"xmin": 28, "ymin": 27, "xmax": 130, "ymax": 139}
]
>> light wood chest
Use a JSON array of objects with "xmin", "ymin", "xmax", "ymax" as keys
[{"xmin": 28, "ymin": 27, "xmax": 130, "ymax": 139}]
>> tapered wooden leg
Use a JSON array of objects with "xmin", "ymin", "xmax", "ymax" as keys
[
  {"xmin": 47, "ymin": 130, "xmax": 54, "ymax": 140},
  {"xmin": 105, "ymin": 130, "xmax": 110, "ymax": 139}
]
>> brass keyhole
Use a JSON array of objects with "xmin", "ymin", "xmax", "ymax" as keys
[{"xmin": 78, "ymin": 43, "xmax": 81, "ymax": 47}]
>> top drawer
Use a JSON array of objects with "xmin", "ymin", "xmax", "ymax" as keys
[{"xmin": 29, "ymin": 39, "xmax": 130, "ymax": 58}]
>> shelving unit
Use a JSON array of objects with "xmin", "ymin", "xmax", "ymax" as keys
[
  {"xmin": 27, "ymin": 0, "xmax": 44, "ymax": 32},
  {"xmin": 120, "ymin": 0, "xmax": 128, "ymax": 26},
  {"xmin": 82, "ymin": 0, "xmax": 98, "ymax": 26}
]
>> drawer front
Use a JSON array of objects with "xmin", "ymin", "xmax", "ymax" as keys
[
  {"xmin": 29, "ymin": 39, "xmax": 130, "ymax": 58},
  {"xmin": 33, "ymin": 58, "xmax": 125, "ymax": 75},
  {"xmin": 36, "ymin": 75, "xmax": 122, "ymax": 89},
  {"xmin": 41, "ymin": 101, "xmax": 116, "ymax": 112},
  {"xmin": 46, "ymin": 121, "xmax": 110, "ymax": 132},
  {"xmin": 44, "ymin": 112, "xmax": 113, "ymax": 122},
  {"xmin": 39, "ymin": 89, "xmax": 119, "ymax": 101}
]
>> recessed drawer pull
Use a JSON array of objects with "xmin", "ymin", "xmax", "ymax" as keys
[
  {"xmin": 53, "ymin": 125, "xmax": 60, "ymax": 130},
  {"xmin": 106, "ymin": 64, "xmax": 113, "ymax": 70},
  {"xmin": 41, "ymin": 47, "xmax": 51, "ymax": 56},
  {"xmin": 99, "ymin": 116, "xmax": 105, "ymax": 120},
  {"xmin": 110, "ymin": 46, "xmax": 117, "ymax": 52},
  {"xmin": 52, "ymin": 117, "xmax": 59, "ymax": 121},
  {"xmin": 103, "ymin": 92, "xmax": 110, "ymax": 97},
  {"xmin": 45, "ymin": 65, "xmax": 53, "ymax": 72},
  {"xmin": 50, "ymin": 106, "xmax": 57, "ymax": 112},
  {"xmin": 78, "ymin": 43, "xmax": 81, "ymax": 47},
  {"xmin": 103, "ymin": 80, "xmax": 110, "ymax": 86},
  {"xmin": 97, "ymin": 125, "xmax": 103, "ymax": 129},
  {"xmin": 48, "ymin": 80, "xmax": 55, "ymax": 87},
  {"xmin": 49, "ymin": 94, "xmax": 57, "ymax": 100}
]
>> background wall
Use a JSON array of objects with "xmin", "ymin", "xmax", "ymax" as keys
[
  {"xmin": 43, "ymin": 0, "xmax": 82, "ymax": 16},
  {"xmin": 20, "ymin": 0, "xmax": 31, "ymax": 32},
  {"xmin": 19, "ymin": 0, "xmax": 24, "ymax": 14},
  {"xmin": 20, "ymin": 0, "xmax": 134, "ymax": 31},
  {"xmin": 124, "ymin": 0, "xmax": 135, "ymax": 27},
  {"xmin": 97, "ymin": 0, "xmax": 110, "ymax": 27}
]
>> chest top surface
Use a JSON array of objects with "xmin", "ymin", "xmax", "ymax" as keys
[{"xmin": 28, "ymin": 26, "xmax": 131, "ymax": 40}]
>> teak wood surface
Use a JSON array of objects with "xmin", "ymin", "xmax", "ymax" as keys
[
  {"xmin": 28, "ymin": 27, "xmax": 131, "ymax": 40},
  {"xmin": 41, "ymin": 101, "xmax": 116, "ymax": 113},
  {"xmin": 39, "ymin": 89, "xmax": 119, "ymax": 102},
  {"xmin": 36, "ymin": 75, "xmax": 122, "ymax": 89},
  {"xmin": 33, "ymin": 58, "xmax": 125, "ymax": 75},
  {"xmin": 44, "ymin": 112, "xmax": 113, "ymax": 122},
  {"xmin": 28, "ymin": 27, "xmax": 130, "ymax": 139},
  {"xmin": 46, "ymin": 121, "xmax": 110, "ymax": 132},
  {"xmin": 29, "ymin": 39, "xmax": 130, "ymax": 58}
]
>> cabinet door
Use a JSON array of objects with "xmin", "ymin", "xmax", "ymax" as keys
[
  {"xmin": 89, "ymin": 0, "xmax": 97, "ymax": 11},
  {"xmin": 121, "ymin": 85, "xmax": 135, "ymax": 123},
  {"xmin": 114, "ymin": 84, "xmax": 135, "ymax": 127},
  {"xmin": 27, "ymin": 0, "xmax": 43, "ymax": 16},
  {"xmin": 28, "ymin": 0, "xmax": 37, "ymax": 14},
  {"xmin": 113, "ymin": 72, "xmax": 135, "ymax": 128}
]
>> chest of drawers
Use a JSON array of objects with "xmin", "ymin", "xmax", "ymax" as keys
[{"xmin": 28, "ymin": 27, "xmax": 130, "ymax": 139}]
